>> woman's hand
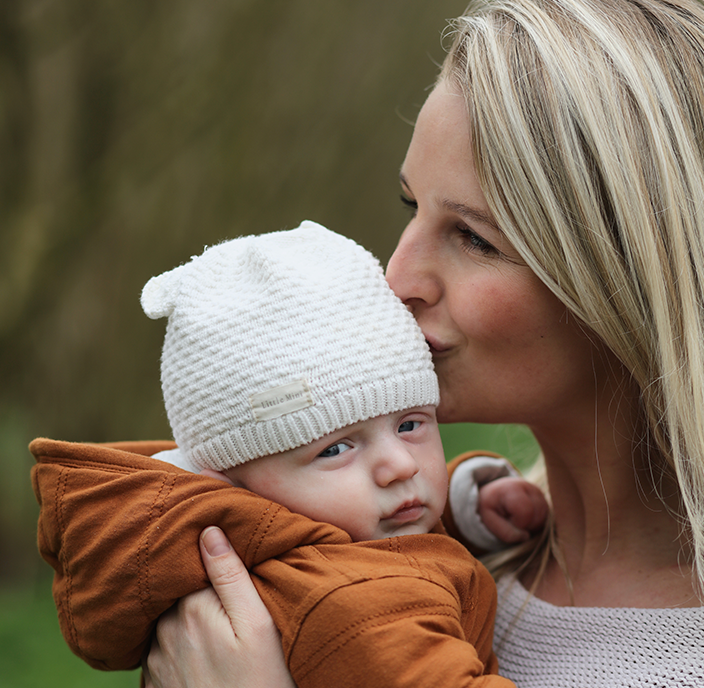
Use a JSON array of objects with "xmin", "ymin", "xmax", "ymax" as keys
[{"xmin": 143, "ymin": 527, "xmax": 295, "ymax": 688}]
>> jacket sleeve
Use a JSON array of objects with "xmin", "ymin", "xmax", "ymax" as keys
[
  {"xmin": 285, "ymin": 554, "xmax": 517, "ymax": 688},
  {"xmin": 30, "ymin": 438, "xmax": 347, "ymax": 671}
]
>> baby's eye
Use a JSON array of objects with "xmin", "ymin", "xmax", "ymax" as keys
[
  {"xmin": 317, "ymin": 442, "xmax": 352, "ymax": 458},
  {"xmin": 398, "ymin": 420, "xmax": 421, "ymax": 433}
]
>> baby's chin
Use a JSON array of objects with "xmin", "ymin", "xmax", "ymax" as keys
[{"xmin": 368, "ymin": 520, "xmax": 436, "ymax": 542}]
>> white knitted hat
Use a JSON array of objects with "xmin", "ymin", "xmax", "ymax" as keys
[{"xmin": 141, "ymin": 221, "xmax": 439, "ymax": 472}]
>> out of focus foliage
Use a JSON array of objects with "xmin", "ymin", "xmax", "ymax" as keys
[
  {"xmin": 1, "ymin": 0, "xmax": 538, "ymax": 606},
  {"xmin": 1, "ymin": 0, "xmax": 468, "ymax": 447},
  {"xmin": 1, "ymin": 0, "xmax": 472, "ymax": 584},
  {"xmin": 0, "ymin": 583, "xmax": 140, "ymax": 686},
  {"xmin": 0, "ymin": 6, "xmax": 541, "ymax": 683}
]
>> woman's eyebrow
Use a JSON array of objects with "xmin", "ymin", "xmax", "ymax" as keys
[
  {"xmin": 399, "ymin": 172, "xmax": 501, "ymax": 232},
  {"xmin": 441, "ymin": 199, "xmax": 501, "ymax": 232}
]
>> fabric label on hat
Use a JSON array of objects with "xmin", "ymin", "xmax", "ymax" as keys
[{"xmin": 250, "ymin": 380, "xmax": 314, "ymax": 421}]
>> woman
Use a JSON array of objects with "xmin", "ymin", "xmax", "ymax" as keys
[{"xmin": 144, "ymin": 0, "xmax": 704, "ymax": 684}]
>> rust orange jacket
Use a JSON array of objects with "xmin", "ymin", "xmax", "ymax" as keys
[{"xmin": 31, "ymin": 438, "xmax": 515, "ymax": 688}]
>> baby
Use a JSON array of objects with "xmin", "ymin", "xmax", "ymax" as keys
[{"xmin": 31, "ymin": 222, "xmax": 546, "ymax": 687}]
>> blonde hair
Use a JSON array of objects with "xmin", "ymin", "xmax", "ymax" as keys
[{"xmin": 442, "ymin": 0, "xmax": 704, "ymax": 593}]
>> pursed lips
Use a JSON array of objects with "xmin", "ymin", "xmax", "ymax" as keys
[
  {"xmin": 384, "ymin": 499, "xmax": 424, "ymax": 523},
  {"xmin": 423, "ymin": 332, "xmax": 451, "ymax": 355}
]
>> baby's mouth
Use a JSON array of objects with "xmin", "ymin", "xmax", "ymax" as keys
[{"xmin": 386, "ymin": 500, "xmax": 424, "ymax": 523}]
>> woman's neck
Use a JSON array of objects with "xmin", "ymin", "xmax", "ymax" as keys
[{"xmin": 525, "ymin": 378, "xmax": 697, "ymax": 608}]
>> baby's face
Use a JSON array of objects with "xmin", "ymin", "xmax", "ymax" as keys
[{"xmin": 224, "ymin": 406, "xmax": 447, "ymax": 541}]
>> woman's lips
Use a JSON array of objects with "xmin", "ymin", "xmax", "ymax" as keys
[{"xmin": 423, "ymin": 333, "xmax": 450, "ymax": 355}]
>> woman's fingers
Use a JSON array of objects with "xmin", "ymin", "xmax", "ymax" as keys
[
  {"xmin": 143, "ymin": 587, "xmax": 220, "ymax": 688},
  {"xmin": 199, "ymin": 526, "xmax": 277, "ymax": 636},
  {"xmin": 143, "ymin": 527, "xmax": 295, "ymax": 688},
  {"xmin": 199, "ymin": 527, "xmax": 296, "ymax": 688}
]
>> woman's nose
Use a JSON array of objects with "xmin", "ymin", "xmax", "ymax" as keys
[
  {"xmin": 373, "ymin": 445, "xmax": 420, "ymax": 487},
  {"xmin": 386, "ymin": 223, "xmax": 442, "ymax": 312}
]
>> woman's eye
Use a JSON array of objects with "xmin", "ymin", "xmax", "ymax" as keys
[
  {"xmin": 399, "ymin": 194, "xmax": 418, "ymax": 217},
  {"xmin": 400, "ymin": 189, "xmax": 498, "ymax": 257},
  {"xmin": 457, "ymin": 225, "xmax": 497, "ymax": 256},
  {"xmin": 398, "ymin": 420, "xmax": 421, "ymax": 433},
  {"xmin": 317, "ymin": 442, "xmax": 351, "ymax": 458}
]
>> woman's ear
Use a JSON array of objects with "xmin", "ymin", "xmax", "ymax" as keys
[{"xmin": 199, "ymin": 467, "xmax": 237, "ymax": 486}]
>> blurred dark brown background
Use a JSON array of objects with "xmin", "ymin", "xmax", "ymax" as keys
[{"xmin": 2, "ymin": 0, "xmax": 492, "ymax": 587}]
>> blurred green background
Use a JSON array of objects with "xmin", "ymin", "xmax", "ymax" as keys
[{"xmin": 0, "ymin": 1, "xmax": 538, "ymax": 685}]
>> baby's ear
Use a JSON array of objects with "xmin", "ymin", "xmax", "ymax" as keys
[{"xmin": 199, "ymin": 468, "xmax": 236, "ymax": 486}]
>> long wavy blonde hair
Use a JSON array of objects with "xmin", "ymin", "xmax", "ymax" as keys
[{"xmin": 442, "ymin": 0, "xmax": 704, "ymax": 594}]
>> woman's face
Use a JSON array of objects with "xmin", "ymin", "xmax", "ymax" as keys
[{"xmin": 386, "ymin": 81, "xmax": 607, "ymax": 428}]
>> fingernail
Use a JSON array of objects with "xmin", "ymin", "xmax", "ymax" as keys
[{"xmin": 201, "ymin": 527, "xmax": 232, "ymax": 556}]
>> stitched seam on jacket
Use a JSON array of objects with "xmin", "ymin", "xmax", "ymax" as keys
[
  {"xmin": 302, "ymin": 544, "xmax": 377, "ymax": 580},
  {"xmin": 306, "ymin": 545, "xmax": 465, "ymax": 612},
  {"xmin": 305, "ymin": 599, "xmax": 454, "ymax": 650},
  {"xmin": 56, "ymin": 467, "xmax": 79, "ymax": 650},
  {"xmin": 388, "ymin": 537, "xmax": 428, "ymax": 576},
  {"xmin": 248, "ymin": 502, "xmax": 283, "ymax": 564},
  {"xmin": 39, "ymin": 457, "xmax": 134, "ymax": 474},
  {"xmin": 138, "ymin": 474, "xmax": 174, "ymax": 619},
  {"xmin": 306, "ymin": 541, "xmax": 417, "ymax": 580},
  {"xmin": 295, "ymin": 602, "xmax": 459, "ymax": 680}
]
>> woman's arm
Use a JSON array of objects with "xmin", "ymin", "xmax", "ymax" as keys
[{"xmin": 143, "ymin": 527, "xmax": 295, "ymax": 688}]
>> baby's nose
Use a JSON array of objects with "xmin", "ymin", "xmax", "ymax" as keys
[{"xmin": 373, "ymin": 446, "xmax": 419, "ymax": 487}]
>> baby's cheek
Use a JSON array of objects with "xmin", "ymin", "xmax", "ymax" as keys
[
  {"xmin": 328, "ymin": 507, "xmax": 378, "ymax": 542},
  {"xmin": 426, "ymin": 455, "xmax": 449, "ymax": 498}
]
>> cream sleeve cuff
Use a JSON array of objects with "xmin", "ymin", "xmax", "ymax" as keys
[{"xmin": 449, "ymin": 455, "xmax": 519, "ymax": 552}]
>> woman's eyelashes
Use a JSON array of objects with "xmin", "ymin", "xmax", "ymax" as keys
[
  {"xmin": 400, "ymin": 193, "xmax": 418, "ymax": 217},
  {"xmin": 456, "ymin": 225, "xmax": 497, "ymax": 256},
  {"xmin": 400, "ymin": 194, "xmax": 498, "ymax": 257}
]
